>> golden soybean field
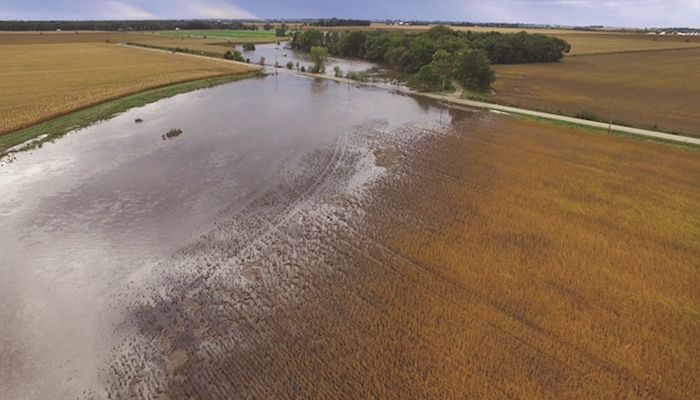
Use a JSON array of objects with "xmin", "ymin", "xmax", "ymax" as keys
[
  {"xmin": 492, "ymin": 48, "xmax": 700, "ymax": 136},
  {"xmin": 0, "ymin": 36, "xmax": 255, "ymax": 135}
]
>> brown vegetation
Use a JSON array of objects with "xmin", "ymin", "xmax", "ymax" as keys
[
  {"xmin": 109, "ymin": 112, "xmax": 699, "ymax": 399},
  {"xmin": 492, "ymin": 48, "xmax": 700, "ymax": 136},
  {"xmin": 343, "ymin": 115, "xmax": 700, "ymax": 398},
  {"xmin": 0, "ymin": 35, "xmax": 256, "ymax": 135}
]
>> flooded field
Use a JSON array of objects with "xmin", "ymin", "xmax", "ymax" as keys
[
  {"xmin": 0, "ymin": 74, "xmax": 463, "ymax": 399},
  {"xmin": 2, "ymin": 72, "xmax": 698, "ymax": 400},
  {"xmin": 240, "ymin": 42, "xmax": 377, "ymax": 76}
]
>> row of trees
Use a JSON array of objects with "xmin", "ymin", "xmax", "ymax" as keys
[
  {"xmin": 312, "ymin": 18, "xmax": 371, "ymax": 27},
  {"xmin": 291, "ymin": 26, "xmax": 570, "ymax": 91},
  {"xmin": 0, "ymin": 20, "xmax": 259, "ymax": 31}
]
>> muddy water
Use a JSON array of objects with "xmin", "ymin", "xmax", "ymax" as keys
[
  {"xmin": 239, "ymin": 42, "xmax": 377, "ymax": 75},
  {"xmin": 0, "ymin": 74, "xmax": 475, "ymax": 399}
]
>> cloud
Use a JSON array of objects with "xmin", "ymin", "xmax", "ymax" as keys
[
  {"xmin": 104, "ymin": 1, "xmax": 155, "ymax": 19},
  {"xmin": 180, "ymin": 0, "xmax": 256, "ymax": 19}
]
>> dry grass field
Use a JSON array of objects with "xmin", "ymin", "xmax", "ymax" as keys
[
  {"xmin": 492, "ymin": 48, "xmax": 700, "ymax": 136},
  {"xmin": 0, "ymin": 31, "xmax": 159, "ymax": 44},
  {"xmin": 0, "ymin": 35, "xmax": 256, "ymax": 135},
  {"xmin": 342, "ymin": 115, "xmax": 700, "ymax": 398}
]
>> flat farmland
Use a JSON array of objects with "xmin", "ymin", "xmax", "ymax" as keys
[
  {"xmin": 126, "ymin": 31, "xmax": 286, "ymax": 57},
  {"xmin": 0, "ymin": 38, "xmax": 256, "ymax": 135},
  {"xmin": 157, "ymin": 29, "xmax": 279, "ymax": 43},
  {"xmin": 551, "ymin": 32, "xmax": 700, "ymax": 55},
  {"xmin": 0, "ymin": 31, "xmax": 161, "ymax": 44},
  {"xmin": 126, "ymin": 37, "xmax": 256, "ymax": 57},
  {"xmin": 346, "ymin": 115, "xmax": 700, "ymax": 398},
  {"xmin": 491, "ymin": 48, "xmax": 700, "ymax": 136}
]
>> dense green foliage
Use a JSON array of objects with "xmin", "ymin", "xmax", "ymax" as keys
[
  {"xmin": 291, "ymin": 26, "xmax": 570, "ymax": 91},
  {"xmin": 275, "ymin": 24, "xmax": 288, "ymax": 37},
  {"xmin": 242, "ymin": 43, "xmax": 256, "ymax": 51},
  {"xmin": 468, "ymin": 31, "xmax": 571, "ymax": 63},
  {"xmin": 309, "ymin": 46, "xmax": 329, "ymax": 73},
  {"xmin": 223, "ymin": 50, "xmax": 244, "ymax": 62}
]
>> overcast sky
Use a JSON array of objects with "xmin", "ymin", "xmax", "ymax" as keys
[{"xmin": 1, "ymin": 0, "xmax": 698, "ymax": 28}]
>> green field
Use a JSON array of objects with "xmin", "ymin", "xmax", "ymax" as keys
[{"xmin": 158, "ymin": 30, "xmax": 276, "ymax": 39}]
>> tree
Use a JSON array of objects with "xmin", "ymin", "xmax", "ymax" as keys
[
  {"xmin": 309, "ymin": 46, "xmax": 329, "ymax": 73},
  {"xmin": 263, "ymin": 23, "xmax": 273, "ymax": 31},
  {"xmin": 242, "ymin": 43, "xmax": 255, "ymax": 51},
  {"xmin": 452, "ymin": 49, "xmax": 495, "ymax": 91},
  {"xmin": 275, "ymin": 23, "xmax": 288, "ymax": 37},
  {"xmin": 431, "ymin": 49, "xmax": 453, "ymax": 91},
  {"xmin": 336, "ymin": 31, "xmax": 367, "ymax": 58},
  {"xmin": 409, "ymin": 64, "xmax": 441, "ymax": 91}
]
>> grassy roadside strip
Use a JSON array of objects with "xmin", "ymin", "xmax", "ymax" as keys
[
  {"xmin": 0, "ymin": 71, "xmax": 263, "ymax": 156},
  {"xmin": 505, "ymin": 112, "xmax": 700, "ymax": 150},
  {"xmin": 461, "ymin": 89, "xmax": 699, "ymax": 139},
  {"xmin": 298, "ymin": 71, "xmax": 700, "ymax": 149}
]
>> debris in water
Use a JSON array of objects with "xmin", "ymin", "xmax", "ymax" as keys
[
  {"xmin": 134, "ymin": 118, "xmax": 143, "ymax": 123},
  {"xmin": 162, "ymin": 128, "xmax": 183, "ymax": 140}
]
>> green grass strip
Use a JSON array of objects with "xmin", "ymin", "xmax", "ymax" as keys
[{"xmin": 0, "ymin": 72, "xmax": 263, "ymax": 156}]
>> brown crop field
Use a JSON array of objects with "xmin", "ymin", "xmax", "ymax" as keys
[
  {"xmin": 125, "ymin": 37, "xmax": 262, "ymax": 57},
  {"xmin": 107, "ymin": 111, "xmax": 700, "ymax": 399},
  {"xmin": 0, "ymin": 36, "xmax": 256, "ymax": 135},
  {"xmin": 345, "ymin": 115, "xmax": 700, "ymax": 398},
  {"xmin": 491, "ymin": 48, "xmax": 700, "ymax": 136}
]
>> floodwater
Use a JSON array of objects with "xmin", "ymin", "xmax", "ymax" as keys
[
  {"xmin": 239, "ymin": 42, "xmax": 377, "ymax": 76},
  {"xmin": 0, "ymin": 73, "xmax": 477, "ymax": 399}
]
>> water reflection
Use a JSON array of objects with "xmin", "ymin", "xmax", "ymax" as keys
[{"xmin": 239, "ymin": 43, "xmax": 377, "ymax": 77}]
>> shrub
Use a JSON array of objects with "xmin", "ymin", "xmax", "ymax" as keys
[
  {"xmin": 310, "ymin": 46, "xmax": 329, "ymax": 73},
  {"xmin": 575, "ymin": 110, "xmax": 600, "ymax": 121},
  {"xmin": 346, "ymin": 71, "xmax": 369, "ymax": 82},
  {"xmin": 223, "ymin": 50, "xmax": 244, "ymax": 62},
  {"xmin": 242, "ymin": 43, "xmax": 255, "ymax": 51},
  {"xmin": 286, "ymin": 61, "xmax": 294, "ymax": 69}
]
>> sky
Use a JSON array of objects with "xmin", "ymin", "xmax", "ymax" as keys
[{"xmin": 1, "ymin": 0, "xmax": 698, "ymax": 28}]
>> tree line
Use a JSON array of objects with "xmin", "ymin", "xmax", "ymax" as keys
[
  {"xmin": 291, "ymin": 26, "xmax": 570, "ymax": 91},
  {"xmin": 0, "ymin": 20, "xmax": 259, "ymax": 31},
  {"xmin": 312, "ymin": 18, "xmax": 371, "ymax": 27}
]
